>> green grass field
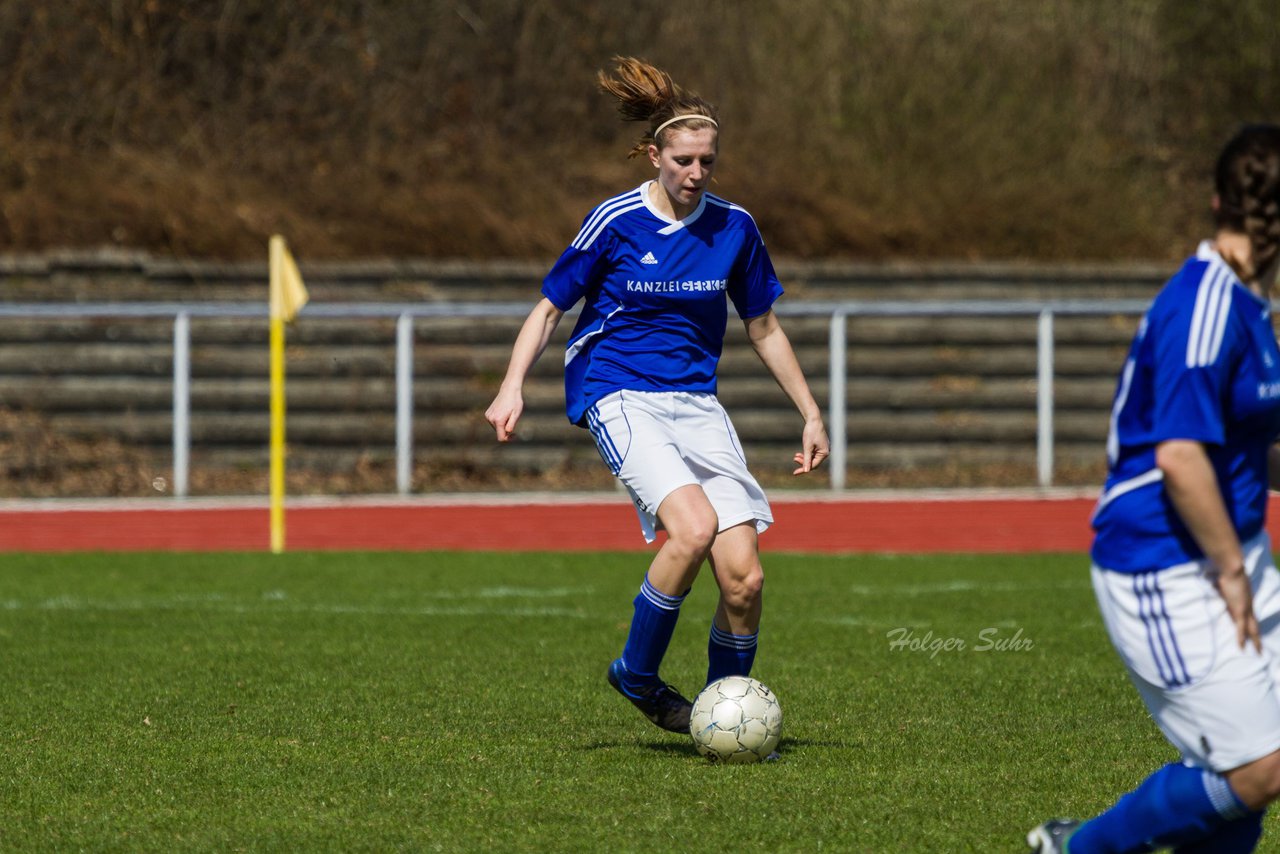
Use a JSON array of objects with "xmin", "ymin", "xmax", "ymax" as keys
[{"xmin": 0, "ymin": 549, "xmax": 1242, "ymax": 852}]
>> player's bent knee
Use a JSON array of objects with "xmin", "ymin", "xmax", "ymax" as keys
[
  {"xmin": 685, "ymin": 513, "xmax": 720, "ymax": 551},
  {"xmin": 1227, "ymin": 750, "xmax": 1280, "ymax": 809},
  {"xmin": 739, "ymin": 567, "xmax": 764, "ymax": 603},
  {"xmin": 667, "ymin": 517, "xmax": 718, "ymax": 561},
  {"xmin": 1257, "ymin": 754, "xmax": 1280, "ymax": 805},
  {"xmin": 720, "ymin": 566, "xmax": 764, "ymax": 610},
  {"xmin": 657, "ymin": 490, "xmax": 719, "ymax": 555},
  {"xmin": 693, "ymin": 517, "xmax": 720, "ymax": 551}
]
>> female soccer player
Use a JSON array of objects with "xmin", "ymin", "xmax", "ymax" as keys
[
  {"xmin": 485, "ymin": 57, "xmax": 829, "ymax": 734},
  {"xmin": 1028, "ymin": 124, "xmax": 1280, "ymax": 853}
]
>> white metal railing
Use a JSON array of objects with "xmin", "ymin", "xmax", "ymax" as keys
[
  {"xmin": 0, "ymin": 299, "xmax": 1153, "ymax": 495},
  {"xmin": 786, "ymin": 300, "xmax": 1151, "ymax": 488}
]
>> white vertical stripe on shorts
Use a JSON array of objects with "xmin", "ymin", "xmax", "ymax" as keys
[
  {"xmin": 1132, "ymin": 571, "xmax": 1191, "ymax": 688},
  {"xmin": 1091, "ymin": 531, "xmax": 1280, "ymax": 771}
]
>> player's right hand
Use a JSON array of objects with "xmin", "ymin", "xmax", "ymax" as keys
[
  {"xmin": 485, "ymin": 389, "xmax": 523, "ymax": 443},
  {"xmin": 1214, "ymin": 568, "xmax": 1262, "ymax": 652}
]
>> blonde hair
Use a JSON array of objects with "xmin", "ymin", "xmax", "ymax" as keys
[{"xmin": 596, "ymin": 56, "xmax": 719, "ymax": 159}]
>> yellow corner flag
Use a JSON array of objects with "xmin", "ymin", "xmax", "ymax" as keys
[
  {"xmin": 268, "ymin": 235, "xmax": 309, "ymax": 553},
  {"xmin": 270, "ymin": 235, "xmax": 310, "ymax": 323}
]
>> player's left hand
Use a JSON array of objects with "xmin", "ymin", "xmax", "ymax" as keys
[{"xmin": 792, "ymin": 418, "xmax": 830, "ymax": 475}]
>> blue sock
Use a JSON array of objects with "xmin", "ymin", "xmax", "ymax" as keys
[
  {"xmin": 616, "ymin": 576, "xmax": 686, "ymax": 696},
  {"xmin": 1069, "ymin": 763, "xmax": 1249, "ymax": 853},
  {"xmin": 707, "ymin": 624, "xmax": 758, "ymax": 685},
  {"xmin": 1171, "ymin": 809, "xmax": 1265, "ymax": 853}
]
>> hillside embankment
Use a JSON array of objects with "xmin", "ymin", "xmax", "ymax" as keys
[{"xmin": 3, "ymin": 3, "xmax": 1279, "ymax": 263}]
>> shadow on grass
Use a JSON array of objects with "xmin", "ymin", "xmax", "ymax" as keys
[
  {"xmin": 578, "ymin": 737, "xmax": 847, "ymax": 757},
  {"xmin": 578, "ymin": 739, "xmax": 698, "ymax": 756}
]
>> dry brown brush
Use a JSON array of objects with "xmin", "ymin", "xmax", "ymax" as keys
[{"xmin": 1, "ymin": 1, "xmax": 1279, "ymax": 261}]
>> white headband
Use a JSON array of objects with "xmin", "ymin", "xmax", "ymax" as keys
[{"xmin": 652, "ymin": 114, "xmax": 718, "ymax": 141}]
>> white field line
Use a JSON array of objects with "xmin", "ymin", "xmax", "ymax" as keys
[
  {"xmin": 845, "ymin": 579, "xmax": 1087, "ymax": 596},
  {"xmin": 0, "ymin": 586, "xmax": 596, "ymax": 619},
  {"xmin": 814, "ymin": 578, "xmax": 1091, "ymax": 626},
  {"xmin": 816, "ymin": 614, "xmax": 1102, "ymax": 629},
  {"xmin": 815, "ymin": 616, "xmax": 1021, "ymax": 627}
]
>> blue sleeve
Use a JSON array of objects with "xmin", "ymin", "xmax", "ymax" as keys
[
  {"xmin": 727, "ymin": 221, "xmax": 783, "ymax": 319},
  {"xmin": 541, "ymin": 231, "xmax": 612, "ymax": 311},
  {"xmin": 1149, "ymin": 302, "xmax": 1238, "ymax": 446}
]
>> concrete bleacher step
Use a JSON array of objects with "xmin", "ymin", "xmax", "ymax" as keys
[{"xmin": 0, "ymin": 251, "xmax": 1176, "ymax": 491}]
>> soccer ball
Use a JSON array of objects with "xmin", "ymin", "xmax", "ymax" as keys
[{"xmin": 689, "ymin": 675, "xmax": 783, "ymax": 763}]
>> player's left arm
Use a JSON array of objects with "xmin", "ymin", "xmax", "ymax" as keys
[{"xmin": 743, "ymin": 309, "xmax": 830, "ymax": 474}]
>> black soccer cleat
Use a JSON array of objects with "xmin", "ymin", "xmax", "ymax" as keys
[
  {"xmin": 607, "ymin": 659, "xmax": 693, "ymax": 734},
  {"xmin": 1026, "ymin": 819, "xmax": 1081, "ymax": 854}
]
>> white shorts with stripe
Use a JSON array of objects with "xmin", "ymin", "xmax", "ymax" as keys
[
  {"xmin": 586, "ymin": 390, "xmax": 773, "ymax": 543},
  {"xmin": 1091, "ymin": 531, "xmax": 1280, "ymax": 771}
]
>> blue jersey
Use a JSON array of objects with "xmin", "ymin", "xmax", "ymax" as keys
[
  {"xmin": 541, "ymin": 183, "xmax": 784, "ymax": 426},
  {"xmin": 1091, "ymin": 242, "xmax": 1280, "ymax": 572}
]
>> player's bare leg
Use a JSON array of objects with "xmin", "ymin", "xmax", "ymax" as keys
[
  {"xmin": 646, "ymin": 484, "xmax": 718, "ymax": 596},
  {"xmin": 705, "ymin": 522, "xmax": 764, "ymax": 685},
  {"xmin": 708, "ymin": 522, "xmax": 763, "ymax": 634},
  {"xmin": 607, "ymin": 484, "xmax": 717, "ymax": 732},
  {"xmin": 1225, "ymin": 748, "xmax": 1280, "ymax": 809}
]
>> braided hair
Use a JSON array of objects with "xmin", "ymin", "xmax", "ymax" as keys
[
  {"xmin": 1214, "ymin": 124, "xmax": 1280, "ymax": 282},
  {"xmin": 596, "ymin": 56, "xmax": 719, "ymax": 159}
]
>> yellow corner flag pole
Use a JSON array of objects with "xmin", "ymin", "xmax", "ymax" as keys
[{"xmin": 268, "ymin": 235, "xmax": 310, "ymax": 554}]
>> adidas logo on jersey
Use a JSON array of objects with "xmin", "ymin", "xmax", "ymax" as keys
[{"xmin": 640, "ymin": 251, "xmax": 659, "ymax": 265}]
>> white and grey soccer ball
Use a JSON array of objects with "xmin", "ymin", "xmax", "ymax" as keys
[{"xmin": 689, "ymin": 675, "xmax": 783, "ymax": 763}]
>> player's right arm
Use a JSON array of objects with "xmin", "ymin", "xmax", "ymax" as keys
[
  {"xmin": 1267, "ymin": 444, "xmax": 1280, "ymax": 488},
  {"xmin": 485, "ymin": 298, "xmax": 565, "ymax": 442},
  {"xmin": 1157, "ymin": 438, "xmax": 1259, "ymax": 651}
]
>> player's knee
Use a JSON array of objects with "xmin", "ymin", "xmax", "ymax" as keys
[
  {"xmin": 1256, "ymin": 755, "xmax": 1280, "ymax": 805},
  {"xmin": 1228, "ymin": 750, "xmax": 1280, "ymax": 809},
  {"xmin": 668, "ymin": 511, "xmax": 718, "ymax": 560},
  {"xmin": 721, "ymin": 564, "xmax": 764, "ymax": 611}
]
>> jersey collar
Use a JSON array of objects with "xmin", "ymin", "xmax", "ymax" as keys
[
  {"xmin": 640, "ymin": 181, "xmax": 708, "ymax": 235},
  {"xmin": 1196, "ymin": 239, "xmax": 1245, "ymax": 288},
  {"xmin": 1196, "ymin": 239, "xmax": 1267, "ymax": 309},
  {"xmin": 1195, "ymin": 239, "xmax": 1229, "ymax": 268}
]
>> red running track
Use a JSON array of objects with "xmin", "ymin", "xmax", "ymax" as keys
[
  {"xmin": 12, "ymin": 490, "xmax": 1280, "ymax": 554},
  {"xmin": 0, "ymin": 491, "xmax": 1121, "ymax": 553}
]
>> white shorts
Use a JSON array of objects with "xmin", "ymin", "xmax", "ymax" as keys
[
  {"xmin": 585, "ymin": 390, "xmax": 773, "ymax": 543},
  {"xmin": 1091, "ymin": 531, "xmax": 1280, "ymax": 771}
]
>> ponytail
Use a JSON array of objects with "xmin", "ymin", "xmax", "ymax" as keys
[{"xmin": 596, "ymin": 56, "xmax": 719, "ymax": 159}]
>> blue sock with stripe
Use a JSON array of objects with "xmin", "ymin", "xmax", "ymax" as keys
[
  {"xmin": 1171, "ymin": 809, "xmax": 1265, "ymax": 853},
  {"xmin": 1068, "ymin": 763, "xmax": 1249, "ymax": 852},
  {"xmin": 616, "ymin": 576, "xmax": 686, "ymax": 696},
  {"xmin": 707, "ymin": 624, "xmax": 758, "ymax": 684}
]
